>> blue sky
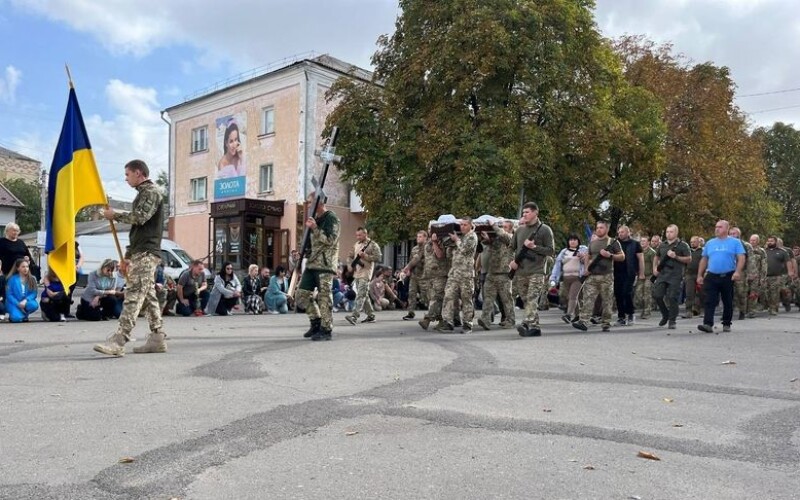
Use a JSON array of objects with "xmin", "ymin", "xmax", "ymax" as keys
[{"xmin": 0, "ymin": 0, "xmax": 798, "ymax": 200}]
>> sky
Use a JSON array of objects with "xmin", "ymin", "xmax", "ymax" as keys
[{"xmin": 0, "ymin": 0, "xmax": 798, "ymax": 201}]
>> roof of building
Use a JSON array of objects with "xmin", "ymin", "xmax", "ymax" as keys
[
  {"xmin": 166, "ymin": 54, "xmax": 373, "ymax": 112},
  {"xmin": 0, "ymin": 145, "xmax": 39, "ymax": 163},
  {"xmin": 0, "ymin": 182, "xmax": 25, "ymax": 208}
]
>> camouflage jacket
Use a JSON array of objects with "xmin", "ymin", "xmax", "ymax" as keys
[
  {"xmin": 422, "ymin": 240, "xmax": 449, "ymax": 279},
  {"xmin": 407, "ymin": 243, "xmax": 425, "ymax": 278},
  {"xmin": 448, "ymin": 230, "xmax": 478, "ymax": 279},
  {"xmin": 306, "ymin": 210, "xmax": 340, "ymax": 274},
  {"xmin": 114, "ymin": 179, "xmax": 164, "ymax": 258},
  {"xmin": 482, "ymin": 224, "xmax": 514, "ymax": 275},
  {"xmin": 746, "ymin": 243, "xmax": 767, "ymax": 278}
]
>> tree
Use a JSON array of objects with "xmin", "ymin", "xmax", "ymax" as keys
[
  {"xmin": 4, "ymin": 177, "xmax": 42, "ymax": 234},
  {"xmin": 752, "ymin": 122, "xmax": 800, "ymax": 243},
  {"xmin": 613, "ymin": 36, "xmax": 772, "ymax": 237},
  {"xmin": 326, "ymin": 0, "xmax": 626, "ymax": 241}
]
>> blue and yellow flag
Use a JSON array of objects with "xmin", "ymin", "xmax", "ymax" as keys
[{"xmin": 45, "ymin": 87, "xmax": 107, "ymax": 289}]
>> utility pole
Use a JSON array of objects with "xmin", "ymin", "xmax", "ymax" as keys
[{"xmin": 40, "ymin": 169, "xmax": 47, "ymax": 231}]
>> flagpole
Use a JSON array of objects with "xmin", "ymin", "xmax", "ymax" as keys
[{"xmin": 64, "ymin": 64, "xmax": 126, "ymax": 270}]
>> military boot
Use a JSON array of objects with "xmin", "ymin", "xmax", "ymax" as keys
[
  {"xmin": 418, "ymin": 318, "xmax": 431, "ymax": 330},
  {"xmin": 304, "ymin": 318, "xmax": 321, "ymax": 338},
  {"xmin": 93, "ymin": 332, "xmax": 128, "ymax": 357},
  {"xmin": 133, "ymin": 332, "xmax": 167, "ymax": 354},
  {"xmin": 311, "ymin": 326, "xmax": 332, "ymax": 341}
]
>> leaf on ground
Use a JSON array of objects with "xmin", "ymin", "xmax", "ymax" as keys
[
  {"xmin": 542, "ymin": 408, "xmax": 552, "ymax": 413},
  {"xmin": 583, "ymin": 465, "xmax": 596, "ymax": 470},
  {"xmin": 637, "ymin": 451, "xmax": 661, "ymax": 461},
  {"xmin": 790, "ymin": 378, "xmax": 798, "ymax": 383},
  {"xmin": 672, "ymin": 423, "xmax": 684, "ymax": 427},
  {"xmin": 118, "ymin": 457, "xmax": 135, "ymax": 463},
  {"xmin": 720, "ymin": 360, "xmax": 736, "ymax": 365},
  {"xmin": 345, "ymin": 431, "xmax": 358, "ymax": 436},
  {"xmin": 662, "ymin": 398, "xmax": 674, "ymax": 403}
]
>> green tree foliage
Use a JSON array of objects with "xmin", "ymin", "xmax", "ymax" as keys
[
  {"xmin": 752, "ymin": 122, "xmax": 800, "ymax": 242},
  {"xmin": 613, "ymin": 36, "xmax": 772, "ymax": 238},
  {"xmin": 327, "ymin": 0, "xmax": 627, "ymax": 241},
  {"xmin": 4, "ymin": 177, "xmax": 42, "ymax": 234}
]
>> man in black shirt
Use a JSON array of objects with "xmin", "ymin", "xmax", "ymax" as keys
[
  {"xmin": 613, "ymin": 225, "xmax": 644, "ymax": 325},
  {"xmin": 652, "ymin": 224, "xmax": 692, "ymax": 329}
]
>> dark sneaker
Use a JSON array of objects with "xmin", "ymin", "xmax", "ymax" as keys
[
  {"xmin": 361, "ymin": 316, "xmax": 376, "ymax": 324},
  {"xmin": 403, "ymin": 312, "xmax": 415, "ymax": 320},
  {"xmin": 590, "ymin": 316, "xmax": 601, "ymax": 325},
  {"xmin": 601, "ymin": 325, "xmax": 611, "ymax": 332},
  {"xmin": 722, "ymin": 324, "xmax": 731, "ymax": 332},
  {"xmin": 627, "ymin": 314, "xmax": 635, "ymax": 325},
  {"xmin": 453, "ymin": 318, "xmax": 462, "ymax": 328},
  {"xmin": 659, "ymin": 317, "xmax": 669, "ymax": 327},
  {"xmin": 616, "ymin": 318, "xmax": 627, "ymax": 326},
  {"xmin": 572, "ymin": 320, "xmax": 588, "ymax": 332},
  {"xmin": 345, "ymin": 315, "xmax": 357, "ymax": 326},
  {"xmin": 697, "ymin": 324, "xmax": 714, "ymax": 333},
  {"xmin": 518, "ymin": 325, "xmax": 542, "ymax": 337},
  {"xmin": 498, "ymin": 321, "xmax": 514, "ymax": 329},
  {"xmin": 561, "ymin": 314, "xmax": 572, "ymax": 324},
  {"xmin": 668, "ymin": 321, "xmax": 676, "ymax": 330},
  {"xmin": 461, "ymin": 327, "xmax": 472, "ymax": 334},
  {"xmin": 477, "ymin": 318, "xmax": 491, "ymax": 331},
  {"xmin": 785, "ymin": 304, "xmax": 792, "ymax": 312},
  {"xmin": 738, "ymin": 312, "xmax": 745, "ymax": 321}
]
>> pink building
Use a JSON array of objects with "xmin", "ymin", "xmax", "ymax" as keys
[{"xmin": 164, "ymin": 55, "xmax": 368, "ymax": 272}]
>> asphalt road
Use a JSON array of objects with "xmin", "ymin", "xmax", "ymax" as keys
[{"xmin": 1, "ymin": 306, "xmax": 799, "ymax": 499}]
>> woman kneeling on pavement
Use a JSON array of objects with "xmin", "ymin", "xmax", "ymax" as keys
[
  {"xmin": 6, "ymin": 258, "xmax": 39, "ymax": 322},
  {"xmin": 41, "ymin": 269, "xmax": 71, "ymax": 322},
  {"xmin": 206, "ymin": 261, "xmax": 242, "ymax": 316},
  {"xmin": 76, "ymin": 259, "xmax": 122, "ymax": 321}
]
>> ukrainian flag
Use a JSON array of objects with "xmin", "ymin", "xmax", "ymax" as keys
[{"xmin": 45, "ymin": 87, "xmax": 107, "ymax": 289}]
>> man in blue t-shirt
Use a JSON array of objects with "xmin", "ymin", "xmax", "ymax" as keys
[{"xmin": 696, "ymin": 220, "xmax": 745, "ymax": 333}]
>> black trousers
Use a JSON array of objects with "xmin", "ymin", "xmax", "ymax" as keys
[
  {"xmin": 703, "ymin": 272, "xmax": 734, "ymax": 326},
  {"xmin": 613, "ymin": 273, "xmax": 637, "ymax": 318},
  {"xmin": 41, "ymin": 293, "xmax": 71, "ymax": 321}
]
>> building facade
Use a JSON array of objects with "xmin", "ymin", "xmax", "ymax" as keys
[
  {"xmin": 0, "ymin": 146, "xmax": 41, "ymax": 185},
  {"xmin": 164, "ymin": 55, "xmax": 369, "ymax": 273}
]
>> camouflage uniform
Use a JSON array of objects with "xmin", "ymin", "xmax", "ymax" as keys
[
  {"xmin": 421, "ymin": 239, "xmax": 449, "ymax": 324},
  {"xmin": 635, "ymin": 246, "xmax": 656, "ymax": 318},
  {"xmin": 94, "ymin": 178, "xmax": 165, "ymax": 356},
  {"xmin": 764, "ymin": 246, "xmax": 790, "ymax": 314},
  {"xmin": 577, "ymin": 237, "xmax": 622, "ymax": 329},
  {"xmin": 157, "ymin": 275, "xmax": 177, "ymax": 313},
  {"xmin": 441, "ymin": 230, "xmax": 478, "ymax": 330},
  {"xmin": 511, "ymin": 220, "xmax": 555, "ymax": 332},
  {"xmin": 479, "ymin": 224, "xmax": 515, "ymax": 328},
  {"xmin": 348, "ymin": 238, "xmax": 382, "ymax": 322},
  {"xmin": 405, "ymin": 243, "xmax": 428, "ymax": 314},
  {"xmin": 683, "ymin": 246, "xmax": 703, "ymax": 318},
  {"xmin": 297, "ymin": 210, "xmax": 340, "ymax": 333},
  {"xmin": 746, "ymin": 245, "xmax": 767, "ymax": 316}
]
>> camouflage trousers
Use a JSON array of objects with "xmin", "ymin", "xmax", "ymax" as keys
[
  {"xmin": 407, "ymin": 276, "xmax": 428, "ymax": 311},
  {"xmin": 513, "ymin": 273, "xmax": 547, "ymax": 328},
  {"xmin": 734, "ymin": 277, "xmax": 751, "ymax": 314},
  {"xmin": 297, "ymin": 270, "xmax": 334, "ymax": 329},
  {"xmin": 441, "ymin": 275, "xmax": 475, "ymax": 327},
  {"xmin": 350, "ymin": 277, "xmax": 374, "ymax": 320},
  {"xmin": 764, "ymin": 275, "xmax": 787, "ymax": 313},
  {"xmin": 578, "ymin": 274, "xmax": 614, "ymax": 326},
  {"xmin": 480, "ymin": 273, "xmax": 515, "ymax": 325},
  {"xmin": 746, "ymin": 276, "xmax": 764, "ymax": 313},
  {"xmin": 117, "ymin": 252, "xmax": 163, "ymax": 339},
  {"xmin": 683, "ymin": 274, "xmax": 702, "ymax": 316},
  {"xmin": 635, "ymin": 277, "xmax": 653, "ymax": 317},
  {"xmin": 424, "ymin": 276, "xmax": 448, "ymax": 321}
]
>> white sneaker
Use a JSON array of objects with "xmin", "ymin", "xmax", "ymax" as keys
[
  {"xmin": 59, "ymin": 314, "xmax": 67, "ymax": 322},
  {"xmin": 270, "ymin": 311, "xmax": 280, "ymax": 315}
]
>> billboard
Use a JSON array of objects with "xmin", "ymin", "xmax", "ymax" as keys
[{"xmin": 214, "ymin": 112, "xmax": 247, "ymax": 199}]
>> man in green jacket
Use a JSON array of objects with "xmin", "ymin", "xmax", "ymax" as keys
[{"xmin": 297, "ymin": 194, "xmax": 340, "ymax": 341}]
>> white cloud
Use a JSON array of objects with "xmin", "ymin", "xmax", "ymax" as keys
[
  {"xmin": 0, "ymin": 65, "xmax": 22, "ymax": 103},
  {"xmin": 10, "ymin": 0, "xmax": 399, "ymax": 69}
]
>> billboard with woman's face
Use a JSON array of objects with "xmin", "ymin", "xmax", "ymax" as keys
[{"xmin": 214, "ymin": 113, "xmax": 247, "ymax": 199}]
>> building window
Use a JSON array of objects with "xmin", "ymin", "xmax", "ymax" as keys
[
  {"xmin": 191, "ymin": 126, "xmax": 208, "ymax": 153},
  {"xmin": 259, "ymin": 164, "xmax": 274, "ymax": 193},
  {"xmin": 190, "ymin": 177, "xmax": 207, "ymax": 201},
  {"xmin": 261, "ymin": 107, "xmax": 275, "ymax": 135}
]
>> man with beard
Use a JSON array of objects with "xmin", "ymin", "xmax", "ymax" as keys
[
  {"xmin": 345, "ymin": 227, "xmax": 383, "ymax": 325},
  {"xmin": 652, "ymin": 225, "xmax": 691, "ymax": 329},
  {"xmin": 696, "ymin": 220, "xmax": 745, "ymax": 333},
  {"xmin": 764, "ymin": 236, "xmax": 794, "ymax": 315},
  {"xmin": 572, "ymin": 220, "xmax": 624, "ymax": 332}
]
